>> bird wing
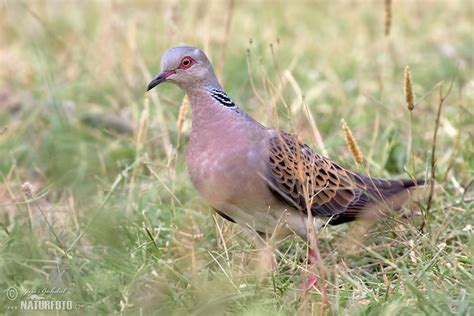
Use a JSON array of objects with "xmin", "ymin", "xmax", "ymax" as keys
[{"xmin": 265, "ymin": 131, "xmax": 365, "ymax": 217}]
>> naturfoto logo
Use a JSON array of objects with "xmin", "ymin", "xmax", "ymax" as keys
[{"xmin": 5, "ymin": 287, "xmax": 81, "ymax": 311}]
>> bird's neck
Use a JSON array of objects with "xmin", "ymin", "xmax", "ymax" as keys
[
  {"xmin": 185, "ymin": 86, "xmax": 264, "ymax": 144},
  {"xmin": 185, "ymin": 86, "xmax": 240, "ymax": 124},
  {"xmin": 186, "ymin": 87, "xmax": 238, "ymax": 130}
]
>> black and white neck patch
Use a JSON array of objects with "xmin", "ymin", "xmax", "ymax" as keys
[{"xmin": 208, "ymin": 88, "xmax": 236, "ymax": 108}]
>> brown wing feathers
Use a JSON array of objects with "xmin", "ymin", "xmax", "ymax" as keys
[
  {"xmin": 266, "ymin": 132, "xmax": 423, "ymax": 223},
  {"xmin": 267, "ymin": 132, "xmax": 357, "ymax": 217}
]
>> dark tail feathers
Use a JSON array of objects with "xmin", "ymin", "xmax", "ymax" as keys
[
  {"xmin": 329, "ymin": 175, "xmax": 426, "ymax": 225},
  {"xmin": 365, "ymin": 177, "xmax": 426, "ymax": 199}
]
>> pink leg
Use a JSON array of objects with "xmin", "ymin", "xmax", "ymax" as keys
[{"xmin": 304, "ymin": 248, "xmax": 318, "ymax": 291}]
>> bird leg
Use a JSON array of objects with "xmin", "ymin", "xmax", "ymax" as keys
[
  {"xmin": 304, "ymin": 247, "xmax": 318, "ymax": 291},
  {"xmin": 303, "ymin": 218, "xmax": 324, "ymax": 292}
]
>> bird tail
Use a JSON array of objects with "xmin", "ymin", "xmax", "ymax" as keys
[
  {"xmin": 365, "ymin": 177, "xmax": 426, "ymax": 200},
  {"xmin": 329, "ymin": 175, "xmax": 427, "ymax": 225}
]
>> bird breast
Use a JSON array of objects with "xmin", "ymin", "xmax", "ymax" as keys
[{"xmin": 185, "ymin": 116, "xmax": 273, "ymax": 212}]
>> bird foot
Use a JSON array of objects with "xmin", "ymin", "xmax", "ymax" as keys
[{"xmin": 304, "ymin": 273, "xmax": 318, "ymax": 291}]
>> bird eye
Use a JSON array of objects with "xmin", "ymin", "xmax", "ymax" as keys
[{"xmin": 179, "ymin": 57, "xmax": 194, "ymax": 69}]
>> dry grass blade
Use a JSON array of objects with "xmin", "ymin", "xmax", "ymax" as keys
[
  {"xmin": 215, "ymin": 0, "xmax": 235, "ymax": 82},
  {"xmin": 403, "ymin": 66, "xmax": 424, "ymax": 229},
  {"xmin": 21, "ymin": 182, "xmax": 67, "ymax": 255},
  {"xmin": 425, "ymin": 80, "xmax": 455, "ymax": 220},
  {"xmin": 177, "ymin": 95, "xmax": 189, "ymax": 133},
  {"xmin": 68, "ymin": 161, "xmax": 138, "ymax": 251}
]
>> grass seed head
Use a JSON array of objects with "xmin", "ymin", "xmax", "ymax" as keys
[
  {"xmin": 21, "ymin": 182, "xmax": 33, "ymax": 197},
  {"xmin": 384, "ymin": 0, "xmax": 392, "ymax": 36},
  {"xmin": 404, "ymin": 65, "xmax": 415, "ymax": 111},
  {"xmin": 341, "ymin": 118, "xmax": 364, "ymax": 165}
]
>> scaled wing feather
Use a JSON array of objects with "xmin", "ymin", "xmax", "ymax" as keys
[{"xmin": 266, "ymin": 132, "xmax": 362, "ymax": 217}]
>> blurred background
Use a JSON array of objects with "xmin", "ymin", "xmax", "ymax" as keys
[{"xmin": 0, "ymin": 1, "xmax": 472, "ymax": 314}]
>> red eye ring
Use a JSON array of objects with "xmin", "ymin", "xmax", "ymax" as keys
[{"xmin": 179, "ymin": 56, "xmax": 194, "ymax": 69}]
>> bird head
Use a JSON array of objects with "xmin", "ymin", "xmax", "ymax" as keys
[{"xmin": 147, "ymin": 46, "xmax": 220, "ymax": 91}]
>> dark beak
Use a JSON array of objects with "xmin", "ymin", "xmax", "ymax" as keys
[{"xmin": 146, "ymin": 73, "xmax": 167, "ymax": 91}]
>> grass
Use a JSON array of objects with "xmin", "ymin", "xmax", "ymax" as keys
[{"xmin": 0, "ymin": 0, "xmax": 473, "ymax": 315}]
